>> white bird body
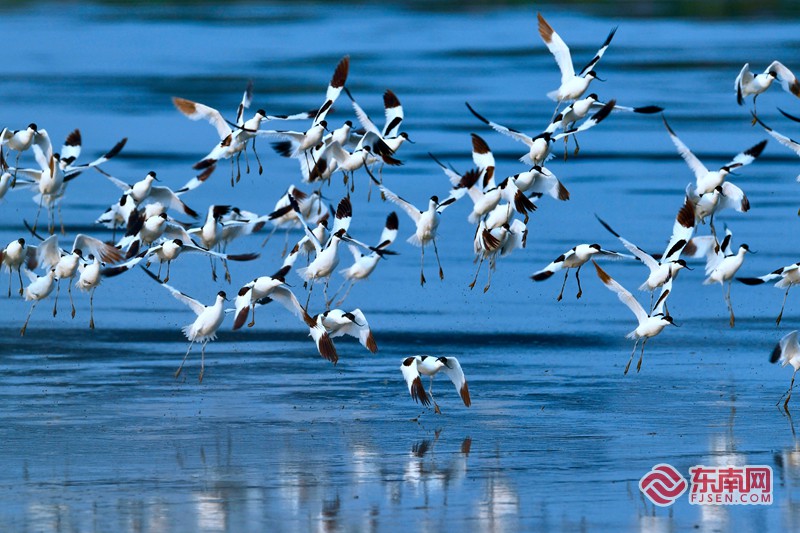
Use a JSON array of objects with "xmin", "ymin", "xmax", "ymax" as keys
[
  {"xmin": 1, "ymin": 124, "xmax": 38, "ymax": 152},
  {"xmin": 76, "ymin": 257, "xmax": 102, "ymax": 292},
  {"xmin": 593, "ymin": 261, "xmax": 675, "ymax": 373},
  {"xmin": 319, "ymin": 308, "xmax": 377, "ymax": 353},
  {"xmin": 24, "ymin": 269, "xmax": 56, "ymax": 301},
  {"xmin": 664, "ymin": 117, "xmax": 766, "ymax": 196},
  {"xmin": 736, "ymin": 61, "xmax": 800, "ymax": 108},
  {"xmin": 400, "ymin": 355, "xmax": 471, "ymax": 411},
  {"xmin": 532, "ymin": 243, "xmax": 631, "ymax": 301},
  {"xmin": 770, "ymin": 330, "xmax": 800, "ymax": 409},
  {"xmin": 537, "ymin": 13, "xmax": 616, "ymax": 105}
]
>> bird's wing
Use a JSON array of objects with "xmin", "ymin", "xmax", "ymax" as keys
[
  {"xmin": 437, "ymin": 187, "xmax": 466, "ymax": 214},
  {"xmin": 595, "ymin": 215, "xmax": 658, "ymax": 271},
  {"xmin": 652, "ymin": 275, "xmax": 673, "ymax": 316},
  {"xmin": 531, "ymin": 250, "xmax": 571, "ymax": 281},
  {"xmin": 735, "ymin": 63, "xmax": 752, "ymax": 105},
  {"xmin": 501, "ymin": 219, "xmax": 528, "ymax": 257},
  {"xmin": 60, "ymin": 129, "xmax": 82, "ymax": 167},
  {"xmin": 270, "ymin": 286, "xmax": 307, "ymax": 323},
  {"xmin": 380, "ymin": 185, "xmax": 421, "ymax": 223},
  {"xmin": 173, "ymin": 166, "xmax": 216, "ymax": 196},
  {"xmin": 554, "ymin": 100, "xmax": 616, "ymax": 140},
  {"xmin": 577, "ymin": 26, "xmax": 617, "ymax": 78},
  {"xmin": 347, "ymin": 90, "xmax": 381, "ymax": 136},
  {"xmin": 662, "ymin": 197, "xmax": 695, "ymax": 262},
  {"xmin": 236, "ymin": 80, "xmax": 254, "ymax": 125},
  {"xmin": 313, "ymin": 55, "xmax": 350, "ymax": 127},
  {"xmin": 382, "ymin": 90, "xmax": 404, "ymax": 138},
  {"xmin": 465, "ymin": 102, "xmax": 534, "ymax": 147},
  {"xmin": 35, "ymin": 234, "xmax": 62, "ymax": 269},
  {"xmin": 400, "ymin": 357, "xmax": 430, "ymax": 406},
  {"xmin": 753, "ymin": 114, "xmax": 800, "ymax": 158},
  {"xmin": 288, "ymin": 194, "xmax": 323, "ymax": 253},
  {"xmin": 682, "ymin": 235, "xmax": 717, "ymax": 260},
  {"xmin": 769, "ymin": 61, "xmax": 800, "ymax": 99},
  {"xmin": 718, "ymin": 181, "xmax": 750, "ymax": 213},
  {"xmin": 331, "ymin": 195, "xmax": 353, "ymax": 236},
  {"xmin": 376, "ymin": 211, "xmax": 399, "ymax": 249},
  {"xmin": 32, "ymin": 129, "xmax": 53, "ymax": 172},
  {"xmin": 537, "ymin": 12, "xmax": 574, "ymax": 83},
  {"xmin": 172, "ymin": 97, "xmax": 232, "ymax": 140},
  {"xmin": 471, "ymin": 134, "xmax": 496, "ymax": 175},
  {"xmin": 141, "ymin": 266, "xmax": 205, "ymax": 316},
  {"xmin": 162, "ymin": 222, "xmax": 196, "ymax": 243},
  {"xmin": 663, "ymin": 116, "xmax": 709, "ymax": 180},
  {"xmin": 101, "ymin": 172, "xmax": 131, "ymax": 192},
  {"xmin": 149, "ymin": 186, "xmax": 198, "ymax": 218},
  {"xmin": 725, "ymin": 139, "xmax": 767, "ymax": 170},
  {"xmin": 440, "ymin": 356, "xmax": 471, "ymax": 407},
  {"xmin": 73, "ymin": 234, "xmax": 123, "ymax": 264},
  {"xmin": 350, "ymin": 309, "xmax": 378, "ymax": 353},
  {"xmin": 772, "ymin": 330, "xmax": 800, "ymax": 367},
  {"xmin": 65, "ymin": 137, "xmax": 127, "ymax": 176},
  {"xmin": 593, "ymin": 261, "xmax": 648, "ymax": 324}
]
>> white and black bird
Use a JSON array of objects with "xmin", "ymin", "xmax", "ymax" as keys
[
  {"xmin": 471, "ymin": 217, "xmax": 527, "ymax": 293},
  {"xmin": 142, "ymin": 267, "xmax": 227, "ymax": 383},
  {"xmin": 100, "ymin": 171, "xmax": 198, "ymax": 218},
  {"xmin": 1, "ymin": 123, "xmax": 39, "ymax": 181},
  {"xmin": 257, "ymin": 57, "xmax": 350, "ymax": 173},
  {"xmin": 1, "ymin": 238, "xmax": 34, "ymax": 297},
  {"xmin": 537, "ymin": 12, "xmax": 617, "ymax": 114},
  {"xmin": 752, "ymin": 112, "xmax": 800, "ymax": 184},
  {"xmin": 174, "ymin": 81, "xmax": 313, "ymax": 185},
  {"xmin": 400, "ymin": 355, "xmax": 471, "ymax": 414},
  {"xmin": 316, "ymin": 308, "xmax": 378, "ymax": 354},
  {"xmin": 532, "ymin": 243, "xmax": 630, "ymax": 301},
  {"xmin": 593, "ymin": 261, "xmax": 677, "ymax": 374},
  {"xmin": 232, "ymin": 264, "xmax": 300, "ymax": 330},
  {"xmin": 335, "ymin": 211, "xmax": 399, "ymax": 305},
  {"xmin": 683, "ymin": 228, "xmax": 752, "ymax": 327},
  {"xmin": 738, "ymin": 260, "xmax": 800, "ymax": 326},
  {"xmin": 663, "ymin": 116, "xmax": 767, "ymax": 196},
  {"xmin": 24, "ymin": 226, "xmax": 122, "ymax": 318},
  {"xmin": 379, "ymin": 183, "xmax": 464, "ymax": 286},
  {"xmin": 137, "ymin": 238, "xmax": 260, "ymax": 283},
  {"xmin": 596, "ymin": 198, "xmax": 695, "ymax": 307},
  {"xmin": 735, "ymin": 61, "xmax": 800, "ymax": 118},
  {"xmin": 19, "ymin": 268, "xmax": 57, "ymax": 336},
  {"xmin": 466, "ymin": 100, "xmax": 615, "ymax": 166},
  {"xmin": 770, "ymin": 330, "xmax": 800, "ymax": 410}
]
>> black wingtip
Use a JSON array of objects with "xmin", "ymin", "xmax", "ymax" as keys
[
  {"xmin": 770, "ymin": 342, "xmax": 782, "ymax": 364},
  {"xmin": 465, "ymin": 102, "xmax": 489, "ymax": 124}
]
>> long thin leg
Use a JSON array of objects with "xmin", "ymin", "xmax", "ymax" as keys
[
  {"xmin": 557, "ymin": 269, "xmax": 569, "ymax": 302},
  {"xmin": 222, "ymin": 258, "xmax": 231, "ymax": 284},
  {"xmin": 484, "ymin": 256, "xmax": 494, "ymax": 293},
  {"xmin": 209, "ymin": 255, "xmax": 217, "ymax": 282},
  {"xmin": 199, "ymin": 340, "xmax": 208, "ymax": 383},
  {"xmin": 469, "ymin": 256, "xmax": 484, "ymax": 290},
  {"xmin": 230, "ymin": 158, "xmax": 236, "ymax": 187},
  {"xmin": 575, "ymin": 265, "xmax": 583, "ymax": 299},
  {"xmin": 429, "ymin": 377, "xmax": 441, "ymax": 415},
  {"xmin": 752, "ymin": 95, "xmax": 759, "ymax": 125},
  {"xmin": 261, "ymin": 224, "xmax": 279, "ymax": 248},
  {"xmin": 253, "ymin": 138, "xmax": 263, "ymax": 175},
  {"xmin": 164, "ymin": 261, "xmax": 172, "ymax": 283},
  {"xmin": 724, "ymin": 282, "xmax": 734, "ymax": 327},
  {"xmin": 16, "ymin": 268, "xmax": 23, "ymax": 296},
  {"xmin": 176, "ymin": 339, "xmax": 195, "ymax": 378},
  {"xmin": 335, "ymin": 280, "xmax": 355, "ymax": 307},
  {"xmin": 32, "ymin": 196, "xmax": 44, "ymax": 235},
  {"xmin": 573, "ymin": 134, "xmax": 581, "ymax": 156},
  {"xmin": 624, "ymin": 338, "xmax": 639, "ymax": 375},
  {"xmin": 637, "ymin": 338, "xmax": 649, "ymax": 372},
  {"xmin": 68, "ymin": 281, "xmax": 75, "ymax": 318},
  {"xmin": 89, "ymin": 288, "xmax": 96, "ymax": 329},
  {"xmin": 7, "ymin": 270, "xmax": 12, "ymax": 298},
  {"xmin": 243, "ymin": 145, "xmax": 251, "ymax": 175},
  {"xmin": 778, "ymin": 287, "xmax": 792, "ymax": 326},
  {"xmin": 781, "ymin": 368, "xmax": 798, "ymax": 411},
  {"xmin": 323, "ymin": 277, "xmax": 332, "ymax": 309},
  {"xmin": 20, "ymin": 301, "xmax": 38, "ymax": 336},
  {"xmin": 328, "ymin": 278, "xmax": 348, "ymax": 306},
  {"xmin": 247, "ymin": 304, "xmax": 256, "ymax": 328},
  {"xmin": 52, "ymin": 280, "xmax": 60, "ymax": 317},
  {"xmin": 157, "ymin": 261, "xmax": 163, "ymax": 280},
  {"xmin": 420, "ymin": 244, "xmax": 426, "ymax": 286},
  {"xmin": 305, "ymin": 280, "xmax": 314, "ymax": 310},
  {"xmin": 432, "ymin": 238, "xmax": 444, "ymax": 280}
]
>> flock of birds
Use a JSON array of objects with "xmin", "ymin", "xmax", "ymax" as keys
[{"xmin": 4, "ymin": 13, "xmax": 800, "ymax": 413}]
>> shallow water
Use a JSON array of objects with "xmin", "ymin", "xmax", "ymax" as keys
[{"xmin": 2, "ymin": 3, "xmax": 800, "ymax": 532}]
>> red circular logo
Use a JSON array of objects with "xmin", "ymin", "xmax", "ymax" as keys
[{"xmin": 639, "ymin": 463, "xmax": 688, "ymax": 506}]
